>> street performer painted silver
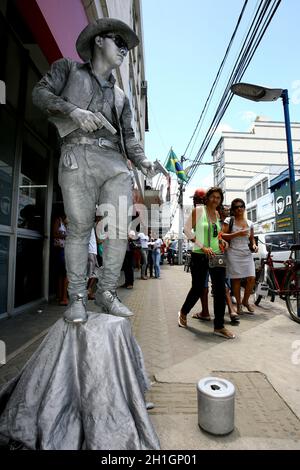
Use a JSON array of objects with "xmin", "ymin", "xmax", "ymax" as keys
[{"xmin": 33, "ymin": 18, "xmax": 154, "ymax": 323}]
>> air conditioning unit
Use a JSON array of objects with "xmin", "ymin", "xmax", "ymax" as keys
[{"xmin": 141, "ymin": 80, "xmax": 147, "ymax": 96}]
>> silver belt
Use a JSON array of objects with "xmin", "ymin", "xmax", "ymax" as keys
[{"xmin": 64, "ymin": 136, "xmax": 120, "ymax": 151}]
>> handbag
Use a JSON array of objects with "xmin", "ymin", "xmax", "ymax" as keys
[
  {"xmin": 208, "ymin": 254, "xmax": 227, "ymax": 268},
  {"xmin": 207, "ymin": 218, "xmax": 227, "ymax": 268},
  {"xmin": 248, "ymin": 243, "xmax": 255, "ymax": 253}
]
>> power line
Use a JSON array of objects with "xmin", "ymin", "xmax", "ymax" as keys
[
  {"xmin": 187, "ymin": 0, "xmax": 271, "ymax": 180},
  {"xmin": 223, "ymin": 165, "xmax": 300, "ymax": 176},
  {"xmin": 184, "ymin": 0, "xmax": 265, "ymax": 164},
  {"xmin": 186, "ymin": 0, "xmax": 261, "ymax": 161},
  {"xmin": 183, "ymin": 0, "xmax": 249, "ymax": 158},
  {"xmin": 186, "ymin": 0, "xmax": 282, "ymax": 184}
]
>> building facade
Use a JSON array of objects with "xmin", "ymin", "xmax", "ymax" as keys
[
  {"xmin": 244, "ymin": 167, "xmax": 277, "ymax": 233},
  {"xmin": 212, "ymin": 117, "xmax": 300, "ymax": 205},
  {"xmin": 0, "ymin": 0, "xmax": 148, "ymax": 318}
]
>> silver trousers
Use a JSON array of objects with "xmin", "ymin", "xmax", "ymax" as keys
[{"xmin": 58, "ymin": 143, "xmax": 132, "ymax": 298}]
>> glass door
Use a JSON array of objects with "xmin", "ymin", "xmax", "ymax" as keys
[{"xmin": 15, "ymin": 130, "xmax": 49, "ymax": 308}]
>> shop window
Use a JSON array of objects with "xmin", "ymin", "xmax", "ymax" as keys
[
  {"xmin": 0, "ymin": 235, "xmax": 9, "ymax": 314},
  {"xmin": 0, "ymin": 107, "xmax": 16, "ymax": 226},
  {"xmin": 1, "ymin": 31, "xmax": 22, "ymax": 109},
  {"xmin": 18, "ymin": 131, "xmax": 48, "ymax": 234},
  {"xmin": 14, "ymin": 237, "xmax": 43, "ymax": 307},
  {"xmin": 25, "ymin": 64, "xmax": 48, "ymax": 139}
]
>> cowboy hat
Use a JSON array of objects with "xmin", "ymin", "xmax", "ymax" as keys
[{"xmin": 76, "ymin": 18, "xmax": 139, "ymax": 62}]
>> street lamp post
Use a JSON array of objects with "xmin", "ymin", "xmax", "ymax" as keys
[
  {"xmin": 231, "ymin": 82, "xmax": 300, "ymax": 320},
  {"xmin": 231, "ymin": 83, "xmax": 299, "ymax": 247}
]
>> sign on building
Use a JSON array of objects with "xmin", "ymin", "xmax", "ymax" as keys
[{"xmin": 274, "ymin": 180, "xmax": 300, "ymax": 231}]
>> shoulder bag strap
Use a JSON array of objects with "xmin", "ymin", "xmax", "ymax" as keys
[
  {"xmin": 206, "ymin": 207, "xmax": 211, "ymax": 248},
  {"xmin": 229, "ymin": 216, "xmax": 234, "ymax": 233}
]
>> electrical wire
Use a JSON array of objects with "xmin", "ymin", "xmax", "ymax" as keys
[
  {"xmin": 183, "ymin": 0, "xmax": 249, "ymax": 158},
  {"xmin": 184, "ymin": 0, "xmax": 265, "ymax": 162},
  {"xmin": 186, "ymin": 0, "xmax": 282, "ymax": 184},
  {"xmin": 222, "ymin": 165, "xmax": 300, "ymax": 176},
  {"xmin": 186, "ymin": 0, "xmax": 261, "ymax": 161}
]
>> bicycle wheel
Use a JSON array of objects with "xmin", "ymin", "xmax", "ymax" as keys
[
  {"xmin": 254, "ymin": 263, "xmax": 266, "ymax": 306},
  {"xmin": 285, "ymin": 270, "xmax": 300, "ymax": 324}
]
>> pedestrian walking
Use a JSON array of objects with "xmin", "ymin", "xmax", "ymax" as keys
[
  {"xmin": 178, "ymin": 187, "xmax": 235, "ymax": 339},
  {"xmin": 121, "ymin": 230, "xmax": 136, "ymax": 289},
  {"xmin": 137, "ymin": 232, "xmax": 149, "ymax": 280},
  {"xmin": 222, "ymin": 198, "xmax": 258, "ymax": 315},
  {"xmin": 151, "ymin": 236, "xmax": 163, "ymax": 279}
]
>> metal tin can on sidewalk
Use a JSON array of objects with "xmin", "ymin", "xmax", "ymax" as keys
[{"xmin": 197, "ymin": 376, "xmax": 235, "ymax": 435}]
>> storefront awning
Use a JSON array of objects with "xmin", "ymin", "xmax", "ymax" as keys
[{"xmin": 16, "ymin": 0, "xmax": 88, "ymax": 63}]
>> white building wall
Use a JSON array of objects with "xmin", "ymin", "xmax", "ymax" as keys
[
  {"xmin": 244, "ymin": 164, "xmax": 300, "ymax": 233},
  {"xmin": 81, "ymin": 0, "xmax": 146, "ymax": 145},
  {"xmin": 212, "ymin": 118, "xmax": 300, "ymax": 205},
  {"xmin": 81, "ymin": 0, "xmax": 147, "ymax": 196}
]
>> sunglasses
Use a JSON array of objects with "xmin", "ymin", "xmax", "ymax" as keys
[
  {"xmin": 233, "ymin": 204, "xmax": 245, "ymax": 210},
  {"xmin": 212, "ymin": 223, "xmax": 218, "ymax": 237},
  {"xmin": 104, "ymin": 34, "xmax": 128, "ymax": 55}
]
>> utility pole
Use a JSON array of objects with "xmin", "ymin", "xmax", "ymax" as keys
[{"xmin": 177, "ymin": 155, "xmax": 184, "ymax": 265}]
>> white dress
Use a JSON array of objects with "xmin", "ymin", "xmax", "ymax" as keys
[{"xmin": 224, "ymin": 217, "xmax": 255, "ymax": 279}]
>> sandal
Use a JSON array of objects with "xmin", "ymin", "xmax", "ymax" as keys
[
  {"xmin": 178, "ymin": 311, "xmax": 187, "ymax": 328},
  {"xmin": 242, "ymin": 303, "xmax": 255, "ymax": 314},
  {"xmin": 229, "ymin": 313, "xmax": 240, "ymax": 324},
  {"xmin": 236, "ymin": 304, "xmax": 244, "ymax": 315},
  {"xmin": 192, "ymin": 312, "xmax": 211, "ymax": 321},
  {"xmin": 214, "ymin": 328, "xmax": 236, "ymax": 339}
]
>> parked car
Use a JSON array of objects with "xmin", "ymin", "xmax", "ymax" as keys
[
  {"xmin": 253, "ymin": 231, "xmax": 299, "ymax": 268},
  {"xmin": 253, "ymin": 231, "xmax": 300, "ymax": 305},
  {"xmin": 253, "ymin": 231, "xmax": 299, "ymax": 296}
]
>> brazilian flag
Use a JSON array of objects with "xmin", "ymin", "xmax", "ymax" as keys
[{"xmin": 165, "ymin": 149, "xmax": 188, "ymax": 182}]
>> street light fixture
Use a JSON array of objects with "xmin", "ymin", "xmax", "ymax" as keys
[
  {"xmin": 231, "ymin": 82, "xmax": 299, "ymax": 247},
  {"xmin": 232, "ymin": 82, "xmax": 300, "ymax": 320}
]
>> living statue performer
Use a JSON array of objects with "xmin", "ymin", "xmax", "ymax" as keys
[
  {"xmin": 32, "ymin": 18, "xmax": 155, "ymax": 323},
  {"xmin": 0, "ymin": 19, "xmax": 160, "ymax": 451}
]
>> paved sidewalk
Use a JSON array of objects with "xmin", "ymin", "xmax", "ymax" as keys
[
  {"xmin": 1, "ymin": 264, "xmax": 300, "ymax": 449},
  {"xmin": 120, "ymin": 265, "xmax": 300, "ymax": 449}
]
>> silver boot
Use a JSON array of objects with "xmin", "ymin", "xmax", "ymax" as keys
[
  {"xmin": 63, "ymin": 293, "xmax": 88, "ymax": 324},
  {"xmin": 95, "ymin": 290, "xmax": 134, "ymax": 318}
]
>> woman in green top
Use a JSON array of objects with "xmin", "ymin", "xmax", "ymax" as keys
[{"xmin": 178, "ymin": 187, "xmax": 235, "ymax": 339}]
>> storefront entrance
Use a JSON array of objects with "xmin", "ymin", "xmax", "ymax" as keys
[{"xmin": 0, "ymin": 2, "xmax": 59, "ymax": 317}]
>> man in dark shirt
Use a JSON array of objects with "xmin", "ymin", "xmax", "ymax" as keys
[{"xmin": 33, "ymin": 18, "xmax": 154, "ymax": 323}]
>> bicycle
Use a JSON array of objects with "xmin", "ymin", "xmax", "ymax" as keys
[{"xmin": 254, "ymin": 242, "xmax": 300, "ymax": 324}]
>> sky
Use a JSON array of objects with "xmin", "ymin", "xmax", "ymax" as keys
[{"xmin": 141, "ymin": 0, "xmax": 300, "ymax": 216}]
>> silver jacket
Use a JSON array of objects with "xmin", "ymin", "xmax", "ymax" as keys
[{"xmin": 32, "ymin": 58, "xmax": 146, "ymax": 168}]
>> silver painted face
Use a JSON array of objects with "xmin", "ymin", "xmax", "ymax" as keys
[{"xmin": 100, "ymin": 35, "xmax": 128, "ymax": 67}]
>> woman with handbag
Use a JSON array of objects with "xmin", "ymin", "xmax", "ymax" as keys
[
  {"xmin": 178, "ymin": 187, "xmax": 235, "ymax": 339},
  {"xmin": 222, "ymin": 198, "xmax": 258, "ymax": 314}
]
